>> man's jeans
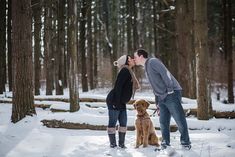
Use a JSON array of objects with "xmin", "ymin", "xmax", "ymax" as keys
[
  {"xmin": 158, "ymin": 90, "xmax": 191, "ymax": 146},
  {"xmin": 108, "ymin": 109, "xmax": 127, "ymax": 128}
]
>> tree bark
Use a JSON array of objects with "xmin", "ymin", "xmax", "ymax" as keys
[
  {"xmin": 11, "ymin": 0, "xmax": 36, "ymax": 123},
  {"xmin": 32, "ymin": 0, "xmax": 41, "ymax": 96},
  {"xmin": 7, "ymin": 0, "xmax": 12, "ymax": 92},
  {"xmin": 176, "ymin": 0, "xmax": 196, "ymax": 99},
  {"xmin": 126, "ymin": 0, "xmax": 132, "ymax": 53},
  {"xmin": 80, "ymin": 0, "xmax": 89, "ymax": 92},
  {"xmin": 68, "ymin": 0, "xmax": 79, "ymax": 112},
  {"xmin": 57, "ymin": 0, "xmax": 66, "ymax": 94},
  {"xmin": 111, "ymin": 0, "xmax": 118, "ymax": 84},
  {"xmin": 93, "ymin": 3, "xmax": 98, "ymax": 88},
  {"xmin": 87, "ymin": 0, "xmax": 94, "ymax": 90},
  {"xmin": 223, "ymin": 0, "xmax": 234, "ymax": 103},
  {"xmin": 0, "ymin": 0, "xmax": 7, "ymax": 94},
  {"xmin": 194, "ymin": 0, "xmax": 209, "ymax": 120},
  {"xmin": 44, "ymin": 0, "xmax": 53, "ymax": 95},
  {"xmin": 132, "ymin": 0, "xmax": 138, "ymax": 50}
]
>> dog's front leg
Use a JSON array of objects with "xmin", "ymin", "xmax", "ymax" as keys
[
  {"xmin": 135, "ymin": 127, "xmax": 142, "ymax": 148},
  {"xmin": 143, "ymin": 123, "xmax": 150, "ymax": 147}
]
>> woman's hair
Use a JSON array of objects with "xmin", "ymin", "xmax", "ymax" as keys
[
  {"xmin": 136, "ymin": 49, "xmax": 148, "ymax": 58},
  {"xmin": 125, "ymin": 55, "xmax": 131, "ymax": 65}
]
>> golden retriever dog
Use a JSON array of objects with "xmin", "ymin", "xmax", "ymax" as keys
[{"xmin": 133, "ymin": 99, "xmax": 159, "ymax": 148}]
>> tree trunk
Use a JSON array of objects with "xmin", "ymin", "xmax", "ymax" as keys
[
  {"xmin": 119, "ymin": 0, "xmax": 125, "ymax": 55},
  {"xmin": 194, "ymin": 0, "xmax": 209, "ymax": 120},
  {"xmin": 132, "ymin": 0, "xmax": 138, "ymax": 50},
  {"xmin": 44, "ymin": 0, "xmax": 53, "ymax": 95},
  {"xmin": 87, "ymin": 0, "xmax": 94, "ymax": 90},
  {"xmin": 32, "ymin": 0, "xmax": 41, "ymax": 96},
  {"xmin": 57, "ymin": 0, "xmax": 65, "ymax": 94},
  {"xmin": 152, "ymin": 0, "xmax": 158, "ymax": 56},
  {"xmin": 7, "ymin": 0, "xmax": 12, "ymax": 92},
  {"xmin": 80, "ymin": 0, "xmax": 88, "ymax": 92},
  {"xmin": 64, "ymin": 1, "xmax": 68, "ymax": 89},
  {"xmin": 126, "ymin": 0, "xmax": 132, "ymax": 53},
  {"xmin": 175, "ymin": 0, "xmax": 196, "ymax": 99},
  {"xmin": 0, "ymin": 0, "xmax": 6, "ymax": 94},
  {"xmin": 111, "ymin": 0, "xmax": 118, "ymax": 84},
  {"xmin": 223, "ymin": 0, "xmax": 234, "ymax": 103},
  {"xmin": 68, "ymin": 0, "xmax": 79, "ymax": 112},
  {"xmin": 93, "ymin": 3, "xmax": 98, "ymax": 88},
  {"xmin": 11, "ymin": 0, "xmax": 36, "ymax": 123}
]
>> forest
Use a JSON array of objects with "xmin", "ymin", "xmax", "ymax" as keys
[{"xmin": 0, "ymin": 0, "xmax": 234, "ymax": 123}]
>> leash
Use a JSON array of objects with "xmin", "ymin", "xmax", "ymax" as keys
[{"xmin": 150, "ymin": 109, "xmax": 157, "ymax": 117}]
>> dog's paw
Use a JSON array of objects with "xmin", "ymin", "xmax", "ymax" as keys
[
  {"xmin": 143, "ymin": 144, "xmax": 148, "ymax": 148},
  {"xmin": 135, "ymin": 144, "xmax": 140, "ymax": 149}
]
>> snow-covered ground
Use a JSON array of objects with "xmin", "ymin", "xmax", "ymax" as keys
[{"xmin": 0, "ymin": 88, "xmax": 235, "ymax": 157}]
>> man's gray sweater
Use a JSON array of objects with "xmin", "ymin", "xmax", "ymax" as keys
[{"xmin": 145, "ymin": 58, "xmax": 182, "ymax": 102}]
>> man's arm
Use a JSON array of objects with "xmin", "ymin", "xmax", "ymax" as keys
[{"xmin": 150, "ymin": 59, "xmax": 174, "ymax": 94}]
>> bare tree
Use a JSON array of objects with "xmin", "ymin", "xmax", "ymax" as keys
[
  {"xmin": 7, "ymin": 0, "xmax": 12, "ymax": 92},
  {"xmin": 93, "ymin": 1, "xmax": 98, "ymax": 88},
  {"xmin": 111, "ymin": 0, "xmax": 118, "ymax": 82},
  {"xmin": 32, "ymin": 0, "xmax": 42, "ymax": 95},
  {"xmin": 68, "ymin": 0, "xmax": 79, "ymax": 112},
  {"xmin": 126, "ymin": 0, "xmax": 132, "ymax": 53},
  {"xmin": 80, "ymin": 0, "xmax": 89, "ymax": 92},
  {"xmin": 55, "ymin": 0, "xmax": 65, "ymax": 95},
  {"xmin": 223, "ymin": 0, "xmax": 234, "ymax": 103},
  {"xmin": 194, "ymin": 0, "xmax": 209, "ymax": 120},
  {"xmin": 11, "ymin": 0, "xmax": 36, "ymax": 123},
  {"xmin": 175, "ymin": 0, "xmax": 196, "ymax": 99},
  {"xmin": 0, "ymin": 0, "xmax": 6, "ymax": 94},
  {"xmin": 44, "ymin": 0, "xmax": 53, "ymax": 95},
  {"xmin": 87, "ymin": 0, "xmax": 94, "ymax": 90}
]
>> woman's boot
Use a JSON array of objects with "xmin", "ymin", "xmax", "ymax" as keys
[
  {"xmin": 107, "ymin": 127, "xmax": 117, "ymax": 148},
  {"xmin": 118, "ymin": 126, "xmax": 127, "ymax": 148},
  {"xmin": 108, "ymin": 134, "xmax": 117, "ymax": 148}
]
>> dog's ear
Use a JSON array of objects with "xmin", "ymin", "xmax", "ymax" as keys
[
  {"xmin": 144, "ymin": 100, "xmax": 150, "ymax": 109},
  {"xmin": 133, "ymin": 103, "xmax": 136, "ymax": 109}
]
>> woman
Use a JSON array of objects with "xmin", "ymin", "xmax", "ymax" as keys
[{"xmin": 106, "ymin": 55, "xmax": 139, "ymax": 148}]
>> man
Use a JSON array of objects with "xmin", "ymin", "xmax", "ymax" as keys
[{"xmin": 134, "ymin": 49, "xmax": 191, "ymax": 151}]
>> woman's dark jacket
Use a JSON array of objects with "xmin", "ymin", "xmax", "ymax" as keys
[{"xmin": 106, "ymin": 67, "xmax": 133, "ymax": 110}]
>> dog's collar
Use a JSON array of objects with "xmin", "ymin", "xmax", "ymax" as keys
[{"xmin": 137, "ymin": 112, "xmax": 150, "ymax": 120}]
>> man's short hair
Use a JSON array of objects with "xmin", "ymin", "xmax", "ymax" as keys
[{"xmin": 136, "ymin": 49, "xmax": 148, "ymax": 58}]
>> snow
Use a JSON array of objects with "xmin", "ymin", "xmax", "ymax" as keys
[{"xmin": 0, "ymin": 88, "xmax": 235, "ymax": 157}]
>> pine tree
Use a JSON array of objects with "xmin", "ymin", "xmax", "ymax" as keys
[{"xmin": 11, "ymin": 0, "xmax": 36, "ymax": 123}]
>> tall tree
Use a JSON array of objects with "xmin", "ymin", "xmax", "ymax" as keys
[
  {"xmin": 223, "ymin": 0, "xmax": 234, "ymax": 103},
  {"xmin": 87, "ymin": 0, "xmax": 94, "ymax": 90},
  {"xmin": 126, "ymin": 0, "xmax": 132, "ymax": 53},
  {"xmin": 152, "ymin": 0, "xmax": 158, "ymax": 56},
  {"xmin": 44, "ymin": 0, "xmax": 53, "ymax": 95},
  {"xmin": 132, "ymin": 0, "xmax": 138, "ymax": 50},
  {"xmin": 194, "ymin": 0, "xmax": 209, "ymax": 120},
  {"xmin": 80, "ymin": 0, "xmax": 89, "ymax": 92},
  {"xmin": 93, "ymin": 1, "xmax": 98, "ymax": 88},
  {"xmin": 0, "ymin": 0, "xmax": 7, "ymax": 94},
  {"xmin": 56, "ymin": 0, "xmax": 65, "ymax": 95},
  {"xmin": 175, "ymin": 0, "xmax": 196, "ymax": 98},
  {"xmin": 111, "ymin": 0, "xmax": 118, "ymax": 83},
  {"xmin": 11, "ymin": 0, "xmax": 36, "ymax": 123},
  {"xmin": 68, "ymin": 0, "xmax": 79, "ymax": 112},
  {"xmin": 32, "ymin": 0, "xmax": 42, "ymax": 95},
  {"xmin": 7, "ymin": 0, "xmax": 12, "ymax": 92}
]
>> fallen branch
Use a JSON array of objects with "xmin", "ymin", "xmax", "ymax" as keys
[{"xmin": 41, "ymin": 119, "xmax": 178, "ymax": 132}]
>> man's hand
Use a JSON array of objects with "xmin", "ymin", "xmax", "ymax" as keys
[{"xmin": 167, "ymin": 91, "xmax": 174, "ymax": 95}]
